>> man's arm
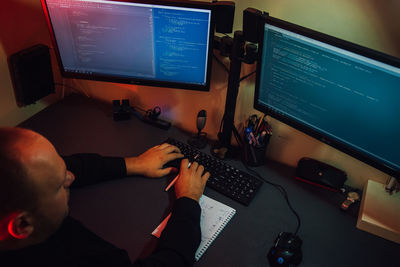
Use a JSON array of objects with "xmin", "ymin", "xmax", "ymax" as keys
[
  {"xmin": 63, "ymin": 153, "xmax": 127, "ymax": 188},
  {"xmin": 133, "ymin": 159, "xmax": 210, "ymax": 267},
  {"xmin": 124, "ymin": 143, "xmax": 183, "ymax": 177},
  {"xmin": 133, "ymin": 197, "xmax": 201, "ymax": 267},
  {"xmin": 63, "ymin": 143, "xmax": 184, "ymax": 188},
  {"xmin": 63, "ymin": 147, "xmax": 209, "ymax": 266}
]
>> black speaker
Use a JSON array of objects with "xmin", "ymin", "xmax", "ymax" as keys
[
  {"xmin": 214, "ymin": 1, "xmax": 235, "ymax": 34},
  {"xmin": 243, "ymin": 8, "xmax": 265, "ymax": 43},
  {"xmin": 295, "ymin": 157, "xmax": 347, "ymax": 191},
  {"xmin": 9, "ymin": 44, "xmax": 55, "ymax": 106}
]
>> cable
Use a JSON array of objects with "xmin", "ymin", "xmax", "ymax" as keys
[
  {"xmin": 132, "ymin": 105, "xmax": 147, "ymax": 113},
  {"xmin": 239, "ymin": 70, "xmax": 256, "ymax": 82},
  {"xmin": 213, "ymin": 54, "xmax": 256, "ymax": 81},
  {"xmin": 54, "ymin": 83, "xmax": 90, "ymax": 98},
  {"xmin": 132, "ymin": 105, "xmax": 161, "ymax": 120},
  {"xmin": 231, "ymin": 116, "xmax": 301, "ymax": 236},
  {"xmin": 243, "ymin": 163, "xmax": 301, "ymax": 236}
]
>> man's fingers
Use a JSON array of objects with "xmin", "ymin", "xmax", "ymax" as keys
[
  {"xmin": 189, "ymin": 161, "xmax": 199, "ymax": 170},
  {"xmin": 158, "ymin": 143, "xmax": 181, "ymax": 154},
  {"xmin": 169, "ymin": 167, "xmax": 178, "ymax": 173},
  {"xmin": 159, "ymin": 167, "xmax": 175, "ymax": 177},
  {"xmin": 164, "ymin": 145, "xmax": 181, "ymax": 154},
  {"xmin": 196, "ymin": 164, "xmax": 205, "ymax": 174},
  {"xmin": 202, "ymin": 171, "xmax": 210, "ymax": 182},
  {"xmin": 180, "ymin": 158, "xmax": 189, "ymax": 169},
  {"xmin": 165, "ymin": 152, "xmax": 184, "ymax": 163},
  {"xmin": 157, "ymin": 143, "xmax": 170, "ymax": 150}
]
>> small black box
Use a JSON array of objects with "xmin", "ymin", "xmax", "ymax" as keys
[
  {"xmin": 243, "ymin": 8, "xmax": 264, "ymax": 43},
  {"xmin": 9, "ymin": 44, "xmax": 55, "ymax": 106},
  {"xmin": 295, "ymin": 157, "xmax": 347, "ymax": 191},
  {"xmin": 214, "ymin": 1, "xmax": 235, "ymax": 34}
]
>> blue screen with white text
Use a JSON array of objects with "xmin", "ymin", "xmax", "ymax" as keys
[
  {"xmin": 45, "ymin": 0, "xmax": 211, "ymax": 85},
  {"xmin": 257, "ymin": 24, "xmax": 400, "ymax": 172}
]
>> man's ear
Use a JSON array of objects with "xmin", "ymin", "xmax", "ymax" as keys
[{"xmin": 7, "ymin": 212, "xmax": 34, "ymax": 239}]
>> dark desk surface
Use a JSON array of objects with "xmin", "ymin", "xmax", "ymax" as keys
[{"xmin": 20, "ymin": 94, "xmax": 399, "ymax": 267}]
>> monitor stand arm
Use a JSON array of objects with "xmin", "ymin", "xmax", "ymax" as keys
[{"xmin": 215, "ymin": 30, "xmax": 246, "ymax": 157}]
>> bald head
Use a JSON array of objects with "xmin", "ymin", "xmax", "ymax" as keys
[
  {"xmin": 0, "ymin": 127, "xmax": 67, "ymax": 216},
  {"xmin": 0, "ymin": 127, "xmax": 42, "ymax": 217},
  {"xmin": 0, "ymin": 127, "xmax": 75, "ymax": 246}
]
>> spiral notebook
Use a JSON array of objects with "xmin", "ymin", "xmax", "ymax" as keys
[{"xmin": 152, "ymin": 195, "xmax": 236, "ymax": 261}]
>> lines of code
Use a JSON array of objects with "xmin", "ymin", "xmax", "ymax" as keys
[
  {"xmin": 258, "ymin": 25, "xmax": 400, "ymax": 169},
  {"xmin": 46, "ymin": 0, "xmax": 210, "ymax": 85},
  {"xmin": 153, "ymin": 8, "xmax": 210, "ymax": 84}
]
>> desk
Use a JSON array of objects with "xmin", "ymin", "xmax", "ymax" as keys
[{"xmin": 20, "ymin": 94, "xmax": 399, "ymax": 267}]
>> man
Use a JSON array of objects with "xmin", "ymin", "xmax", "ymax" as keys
[{"xmin": 0, "ymin": 127, "xmax": 210, "ymax": 266}]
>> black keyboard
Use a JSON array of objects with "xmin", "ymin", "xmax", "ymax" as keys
[{"xmin": 165, "ymin": 138, "xmax": 262, "ymax": 206}]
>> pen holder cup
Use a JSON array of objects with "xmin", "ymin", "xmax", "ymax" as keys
[{"xmin": 243, "ymin": 134, "xmax": 270, "ymax": 167}]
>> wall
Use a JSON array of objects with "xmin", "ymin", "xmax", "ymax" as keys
[
  {"xmin": 0, "ymin": 0, "xmax": 63, "ymax": 127},
  {"xmin": 1, "ymin": 0, "xmax": 399, "ymax": 189}
]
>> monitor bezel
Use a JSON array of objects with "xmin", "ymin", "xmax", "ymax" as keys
[
  {"xmin": 41, "ymin": 0, "xmax": 215, "ymax": 91},
  {"xmin": 254, "ymin": 15, "xmax": 400, "ymax": 178}
]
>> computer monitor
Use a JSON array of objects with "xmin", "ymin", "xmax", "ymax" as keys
[
  {"xmin": 41, "ymin": 0, "xmax": 214, "ymax": 91},
  {"xmin": 254, "ymin": 16, "xmax": 400, "ymax": 180}
]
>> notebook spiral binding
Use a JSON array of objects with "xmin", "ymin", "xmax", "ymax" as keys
[{"xmin": 195, "ymin": 209, "xmax": 236, "ymax": 260}]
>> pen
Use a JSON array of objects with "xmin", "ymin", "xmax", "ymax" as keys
[
  {"xmin": 164, "ymin": 173, "xmax": 181, "ymax": 192},
  {"xmin": 254, "ymin": 114, "xmax": 265, "ymax": 135},
  {"xmin": 247, "ymin": 114, "xmax": 258, "ymax": 131},
  {"xmin": 164, "ymin": 154, "xmax": 199, "ymax": 191}
]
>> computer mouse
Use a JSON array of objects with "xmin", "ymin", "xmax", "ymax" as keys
[{"xmin": 267, "ymin": 232, "xmax": 302, "ymax": 267}]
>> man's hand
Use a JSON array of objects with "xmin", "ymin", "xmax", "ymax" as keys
[
  {"xmin": 175, "ymin": 158, "xmax": 210, "ymax": 202},
  {"xmin": 124, "ymin": 143, "xmax": 184, "ymax": 178}
]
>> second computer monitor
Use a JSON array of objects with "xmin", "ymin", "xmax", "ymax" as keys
[
  {"xmin": 254, "ymin": 16, "xmax": 400, "ymax": 180},
  {"xmin": 42, "ymin": 0, "xmax": 215, "ymax": 91}
]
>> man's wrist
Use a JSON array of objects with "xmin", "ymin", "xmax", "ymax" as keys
[
  {"xmin": 173, "ymin": 197, "xmax": 201, "ymax": 218},
  {"xmin": 177, "ymin": 194, "xmax": 201, "ymax": 203},
  {"xmin": 124, "ymin": 157, "xmax": 141, "ymax": 176}
]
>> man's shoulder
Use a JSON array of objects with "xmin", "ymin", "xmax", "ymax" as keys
[
  {"xmin": 29, "ymin": 216, "xmax": 132, "ymax": 266},
  {"xmin": 56, "ymin": 216, "xmax": 127, "ymax": 252}
]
